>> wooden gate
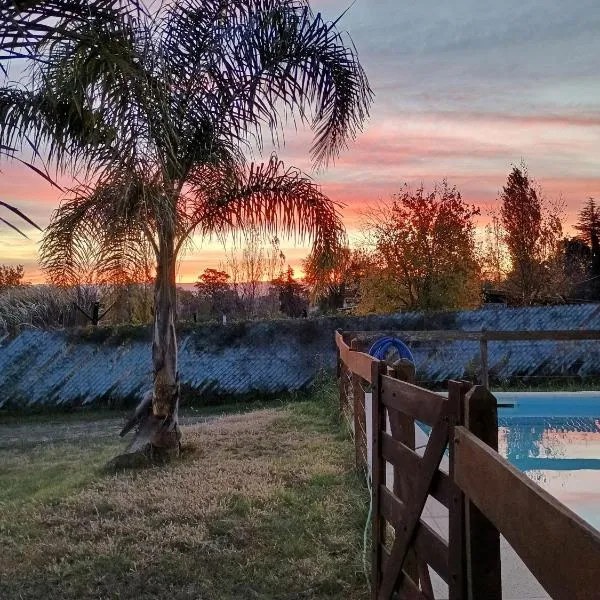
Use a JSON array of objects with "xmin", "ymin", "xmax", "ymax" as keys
[
  {"xmin": 336, "ymin": 330, "xmax": 600, "ymax": 600},
  {"xmin": 371, "ymin": 363, "xmax": 474, "ymax": 600}
]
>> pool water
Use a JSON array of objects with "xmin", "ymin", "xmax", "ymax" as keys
[{"xmin": 497, "ymin": 393, "xmax": 600, "ymax": 530}]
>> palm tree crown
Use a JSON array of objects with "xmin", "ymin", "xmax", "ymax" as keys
[{"xmin": 2, "ymin": 0, "xmax": 372, "ymax": 274}]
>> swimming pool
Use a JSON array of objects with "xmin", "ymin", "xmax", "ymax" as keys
[{"xmin": 496, "ymin": 392, "xmax": 600, "ymax": 530}]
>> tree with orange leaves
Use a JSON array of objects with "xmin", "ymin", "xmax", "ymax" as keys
[{"xmin": 362, "ymin": 181, "xmax": 481, "ymax": 312}]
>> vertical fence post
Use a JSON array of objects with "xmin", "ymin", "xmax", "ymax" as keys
[
  {"xmin": 479, "ymin": 335, "xmax": 490, "ymax": 389},
  {"xmin": 336, "ymin": 342, "xmax": 344, "ymax": 416},
  {"xmin": 370, "ymin": 359, "xmax": 386, "ymax": 600},
  {"xmin": 464, "ymin": 385, "xmax": 502, "ymax": 600},
  {"xmin": 350, "ymin": 339, "xmax": 366, "ymax": 471},
  {"xmin": 448, "ymin": 380, "xmax": 468, "ymax": 600}
]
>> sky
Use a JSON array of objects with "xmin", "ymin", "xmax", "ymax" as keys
[{"xmin": 1, "ymin": 0, "xmax": 600, "ymax": 283}]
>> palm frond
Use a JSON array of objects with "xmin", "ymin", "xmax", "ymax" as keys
[
  {"xmin": 0, "ymin": 14, "xmax": 150, "ymax": 173},
  {"xmin": 0, "ymin": 0, "xmax": 143, "ymax": 57},
  {"xmin": 182, "ymin": 155, "xmax": 346, "ymax": 262},
  {"xmin": 0, "ymin": 199, "xmax": 42, "ymax": 237},
  {"xmin": 40, "ymin": 178, "xmax": 158, "ymax": 285},
  {"xmin": 0, "ymin": 199, "xmax": 42, "ymax": 230},
  {"xmin": 160, "ymin": 0, "xmax": 372, "ymax": 168}
]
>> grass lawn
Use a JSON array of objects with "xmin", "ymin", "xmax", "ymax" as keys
[{"xmin": 0, "ymin": 383, "xmax": 369, "ymax": 599}]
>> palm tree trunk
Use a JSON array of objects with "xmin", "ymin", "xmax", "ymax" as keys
[{"xmin": 150, "ymin": 227, "xmax": 182, "ymax": 458}]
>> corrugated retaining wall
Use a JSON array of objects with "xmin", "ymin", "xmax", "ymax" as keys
[{"xmin": 1, "ymin": 304, "xmax": 600, "ymax": 408}]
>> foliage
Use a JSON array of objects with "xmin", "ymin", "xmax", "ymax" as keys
[
  {"xmin": 480, "ymin": 212, "xmax": 509, "ymax": 284},
  {"xmin": 0, "ymin": 1, "xmax": 140, "ymax": 58},
  {"xmin": 304, "ymin": 246, "xmax": 370, "ymax": 312},
  {"xmin": 361, "ymin": 180, "xmax": 481, "ymax": 312},
  {"xmin": 0, "ymin": 263, "xmax": 24, "ymax": 290},
  {"xmin": 499, "ymin": 163, "xmax": 565, "ymax": 305},
  {"xmin": 562, "ymin": 238, "xmax": 595, "ymax": 301},
  {"xmin": 271, "ymin": 266, "xmax": 308, "ymax": 317},
  {"xmin": 222, "ymin": 231, "xmax": 284, "ymax": 318},
  {"xmin": 572, "ymin": 198, "xmax": 600, "ymax": 300},
  {"xmin": 354, "ymin": 265, "xmax": 404, "ymax": 315},
  {"xmin": 0, "ymin": 284, "xmax": 74, "ymax": 334},
  {"xmin": 575, "ymin": 198, "xmax": 600, "ymax": 249},
  {"xmin": 194, "ymin": 268, "xmax": 235, "ymax": 318},
  {"xmin": 2, "ymin": 0, "xmax": 370, "ymax": 426},
  {"xmin": 195, "ymin": 268, "xmax": 230, "ymax": 299},
  {"xmin": 4, "ymin": 0, "xmax": 370, "ymax": 277}
]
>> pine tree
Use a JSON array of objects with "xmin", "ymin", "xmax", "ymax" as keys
[{"xmin": 500, "ymin": 165, "xmax": 542, "ymax": 304}]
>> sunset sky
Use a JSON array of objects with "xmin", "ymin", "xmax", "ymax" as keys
[{"xmin": 1, "ymin": 0, "xmax": 600, "ymax": 283}]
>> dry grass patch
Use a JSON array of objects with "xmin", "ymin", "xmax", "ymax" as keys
[{"xmin": 0, "ymin": 393, "xmax": 369, "ymax": 599}]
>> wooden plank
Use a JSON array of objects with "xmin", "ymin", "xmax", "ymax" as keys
[
  {"xmin": 395, "ymin": 574, "xmax": 429, "ymax": 600},
  {"xmin": 413, "ymin": 519, "xmax": 449, "ymax": 586},
  {"xmin": 381, "ymin": 546, "xmax": 434, "ymax": 600},
  {"xmin": 351, "ymin": 339, "xmax": 368, "ymax": 471},
  {"xmin": 343, "ymin": 329, "xmax": 600, "ymax": 342},
  {"xmin": 335, "ymin": 329, "xmax": 349, "ymax": 363},
  {"xmin": 454, "ymin": 426, "xmax": 600, "ymax": 600},
  {"xmin": 485, "ymin": 329, "xmax": 600, "ymax": 341},
  {"xmin": 381, "ymin": 375, "xmax": 446, "ymax": 426},
  {"xmin": 380, "ymin": 551, "xmax": 428, "ymax": 600},
  {"xmin": 378, "ymin": 404, "xmax": 452, "ymax": 599},
  {"xmin": 371, "ymin": 359, "xmax": 386, "ymax": 600},
  {"xmin": 381, "ymin": 432, "xmax": 451, "ymax": 508},
  {"xmin": 380, "ymin": 484, "xmax": 405, "ymax": 527},
  {"xmin": 337, "ymin": 345, "xmax": 343, "ymax": 414},
  {"xmin": 464, "ymin": 386, "xmax": 501, "ymax": 600},
  {"xmin": 386, "ymin": 364, "xmax": 430, "ymax": 594},
  {"xmin": 381, "ymin": 544, "xmax": 390, "ymax": 574},
  {"xmin": 386, "ymin": 366, "xmax": 416, "ymax": 506},
  {"xmin": 380, "ymin": 547, "xmax": 426, "ymax": 599},
  {"xmin": 345, "ymin": 330, "xmax": 484, "ymax": 342},
  {"xmin": 347, "ymin": 349, "xmax": 376, "ymax": 382},
  {"xmin": 479, "ymin": 338, "xmax": 489, "ymax": 388},
  {"xmin": 447, "ymin": 381, "xmax": 467, "ymax": 600}
]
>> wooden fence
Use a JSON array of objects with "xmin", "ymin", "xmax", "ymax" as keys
[
  {"xmin": 335, "ymin": 330, "xmax": 600, "ymax": 600},
  {"xmin": 342, "ymin": 328, "xmax": 600, "ymax": 388}
]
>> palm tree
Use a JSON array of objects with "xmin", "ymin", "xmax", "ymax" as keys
[{"xmin": 0, "ymin": 0, "xmax": 372, "ymax": 459}]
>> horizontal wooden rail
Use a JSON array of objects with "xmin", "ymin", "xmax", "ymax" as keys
[
  {"xmin": 454, "ymin": 426, "xmax": 600, "ymax": 600},
  {"xmin": 347, "ymin": 350, "xmax": 376, "ymax": 382},
  {"xmin": 344, "ymin": 329, "xmax": 600, "ymax": 342},
  {"xmin": 381, "ymin": 376, "xmax": 446, "ymax": 426},
  {"xmin": 335, "ymin": 329, "xmax": 377, "ymax": 382}
]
